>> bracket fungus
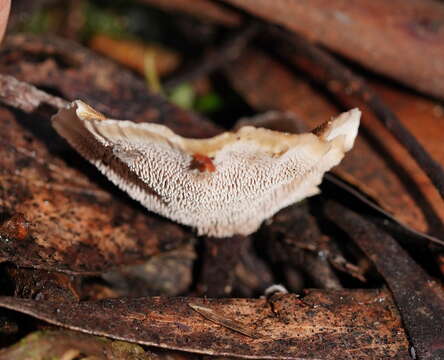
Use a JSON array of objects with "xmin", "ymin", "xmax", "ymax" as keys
[{"xmin": 52, "ymin": 101, "xmax": 360, "ymax": 237}]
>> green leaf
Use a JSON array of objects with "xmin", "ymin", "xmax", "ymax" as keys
[
  {"xmin": 195, "ymin": 93, "xmax": 223, "ymax": 113},
  {"xmin": 168, "ymin": 83, "xmax": 195, "ymax": 110}
]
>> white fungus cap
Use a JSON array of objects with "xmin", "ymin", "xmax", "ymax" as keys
[{"xmin": 52, "ymin": 101, "xmax": 360, "ymax": 237}]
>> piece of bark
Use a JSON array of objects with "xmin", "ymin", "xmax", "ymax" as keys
[
  {"xmin": 326, "ymin": 202, "xmax": 444, "ymax": 360},
  {"xmin": 138, "ymin": 0, "xmax": 242, "ymax": 27},
  {"xmin": 222, "ymin": 0, "xmax": 444, "ymax": 100},
  {"xmin": 0, "ymin": 289, "xmax": 410, "ymax": 359},
  {"xmin": 226, "ymin": 49, "xmax": 444, "ymax": 234}
]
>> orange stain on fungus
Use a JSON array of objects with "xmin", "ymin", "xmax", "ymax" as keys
[{"xmin": 191, "ymin": 153, "xmax": 216, "ymax": 173}]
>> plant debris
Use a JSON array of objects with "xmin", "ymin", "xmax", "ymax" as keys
[
  {"xmin": 0, "ymin": 1, "xmax": 442, "ymax": 358},
  {"xmin": 0, "ymin": 290, "xmax": 409, "ymax": 359}
]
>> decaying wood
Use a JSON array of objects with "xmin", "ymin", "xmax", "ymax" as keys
[
  {"xmin": 222, "ymin": 0, "xmax": 444, "ymax": 100},
  {"xmin": 326, "ymin": 202, "xmax": 444, "ymax": 360},
  {"xmin": 0, "ymin": 289, "xmax": 410, "ymax": 359}
]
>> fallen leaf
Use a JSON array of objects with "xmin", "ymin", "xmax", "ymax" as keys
[
  {"xmin": 0, "ymin": 33, "xmax": 227, "ymax": 273},
  {"xmin": 0, "ymin": 290, "xmax": 409, "ymax": 359},
  {"xmin": 222, "ymin": 0, "xmax": 444, "ymax": 99}
]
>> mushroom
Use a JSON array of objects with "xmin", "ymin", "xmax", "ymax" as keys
[{"xmin": 52, "ymin": 101, "xmax": 360, "ymax": 237}]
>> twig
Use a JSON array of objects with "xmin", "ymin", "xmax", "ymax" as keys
[
  {"xmin": 188, "ymin": 303, "xmax": 259, "ymax": 339},
  {"xmin": 0, "ymin": 74, "xmax": 67, "ymax": 112},
  {"xmin": 269, "ymin": 27, "xmax": 444, "ymax": 201},
  {"xmin": 325, "ymin": 201, "xmax": 444, "ymax": 360},
  {"xmin": 324, "ymin": 174, "xmax": 444, "ymax": 247},
  {"xmin": 164, "ymin": 23, "xmax": 259, "ymax": 90}
]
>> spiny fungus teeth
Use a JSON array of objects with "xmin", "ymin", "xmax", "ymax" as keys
[{"xmin": 52, "ymin": 100, "xmax": 360, "ymax": 237}]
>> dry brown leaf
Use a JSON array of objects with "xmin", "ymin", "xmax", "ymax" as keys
[
  {"xmin": 326, "ymin": 201, "xmax": 444, "ymax": 360},
  {"xmin": 0, "ymin": 289, "xmax": 409, "ymax": 359}
]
